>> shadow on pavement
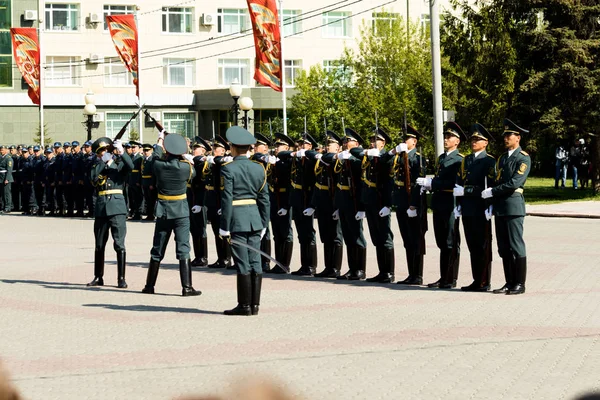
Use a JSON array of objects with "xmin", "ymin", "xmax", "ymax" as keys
[
  {"xmin": 82, "ymin": 303, "xmax": 222, "ymax": 315},
  {"xmin": 0, "ymin": 279, "xmax": 180, "ymax": 297}
]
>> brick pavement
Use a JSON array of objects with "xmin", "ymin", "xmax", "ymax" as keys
[{"xmin": 0, "ymin": 213, "xmax": 599, "ymax": 400}]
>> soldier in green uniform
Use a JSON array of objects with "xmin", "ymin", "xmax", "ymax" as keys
[
  {"xmin": 483, "ymin": 119, "xmax": 531, "ymax": 295},
  {"xmin": 87, "ymin": 137, "xmax": 132, "ymax": 288},
  {"xmin": 417, "ymin": 122, "xmax": 466, "ymax": 288},
  {"xmin": 0, "ymin": 145, "xmax": 14, "ymax": 213},
  {"xmin": 142, "ymin": 133, "xmax": 201, "ymax": 297},
  {"xmin": 128, "ymin": 141, "xmax": 144, "ymax": 220},
  {"xmin": 219, "ymin": 126, "xmax": 270, "ymax": 316},
  {"xmin": 189, "ymin": 136, "xmax": 211, "ymax": 267},
  {"xmin": 141, "ymin": 143, "xmax": 158, "ymax": 221},
  {"xmin": 389, "ymin": 126, "xmax": 428, "ymax": 285},
  {"xmin": 454, "ymin": 123, "xmax": 497, "ymax": 291}
]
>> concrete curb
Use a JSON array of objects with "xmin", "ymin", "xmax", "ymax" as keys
[{"xmin": 527, "ymin": 212, "xmax": 600, "ymax": 219}]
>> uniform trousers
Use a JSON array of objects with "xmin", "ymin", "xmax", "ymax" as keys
[
  {"xmin": 231, "ymin": 231, "xmax": 262, "ymax": 275},
  {"xmin": 150, "ymin": 216, "xmax": 191, "ymax": 261},
  {"xmin": 495, "ymin": 216, "xmax": 526, "ymax": 259},
  {"xmin": 94, "ymin": 214, "xmax": 126, "ymax": 252}
]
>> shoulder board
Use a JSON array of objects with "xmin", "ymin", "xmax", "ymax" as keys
[
  {"xmin": 520, "ymin": 150, "xmax": 529, "ymax": 156},
  {"xmin": 458, "ymin": 153, "xmax": 465, "ymax": 158},
  {"xmin": 415, "ymin": 152, "xmax": 421, "ymax": 156},
  {"xmin": 221, "ymin": 161, "xmax": 233, "ymax": 167},
  {"xmin": 487, "ymin": 154, "xmax": 495, "ymax": 159}
]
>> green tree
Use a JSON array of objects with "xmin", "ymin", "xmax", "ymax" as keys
[
  {"xmin": 33, "ymin": 123, "xmax": 53, "ymax": 147},
  {"xmin": 128, "ymin": 128, "xmax": 140, "ymax": 142}
]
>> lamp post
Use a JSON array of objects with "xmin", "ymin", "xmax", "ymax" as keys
[
  {"xmin": 239, "ymin": 96, "xmax": 253, "ymax": 130},
  {"xmin": 229, "ymin": 78, "xmax": 243, "ymax": 126},
  {"xmin": 83, "ymin": 90, "xmax": 97, "ymax": 141}
]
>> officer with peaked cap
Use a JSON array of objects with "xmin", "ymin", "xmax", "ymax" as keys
[
  {"xmin": 0, "ymin": 144, "xmax": 14, "ymax": 213},
  {"xmin": 189, "ymin": 136, "xmax": 211, "ymax": 267},
  {"xmin": 42, "ymin": 147, "xmax": 57, "ymax": 215},
  {"xmin": 71, "ymin": 141, "xmax": 86, "ymax": 217},
  {"xmin": 32, "ymin": 145, "xmax": 45, "ymax": 215},
  {"xmin": 19, "ymin": 144, "xmax": 35, "ymax": 215},
  {"xmin": 417, "ymin": 121, "xmax": 466, "ymax": 288},
  {"xmin": 483, "ymin": 119, "xmax": 531, "ymax": 295},
  {"xmin": 127, "ymin": 141, "xmax": 144, "ymax": 220},
  {"xmin": 81, "ymin": 141, "xmax": 96, "ymax": 217},
  {"xmin": 62, "ymin": 142, "xmax": 76, "ymax": 217},
  {"xmin": 142, "ymin": 133, "xmax": 201, "ymax": 297},
  {"xmin": 87, "ymin": 137, "xmax": 133, "ymax": 289},
  {"xmin": 141, "ymin": 143, "xmax": 158, "ymax": 220},
  {"xmin": 454, "ymin": 123, "xmax": 497, "ymax": 291},
  {"xmin": 219, "ymin": 126, "xmax": 270, "ymax": 316},
  {"xmin": 389, "ymin": 125, "xmax": 428, "ymax": 285}
]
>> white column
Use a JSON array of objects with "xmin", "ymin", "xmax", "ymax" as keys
[
  {"xmin": 430, "ymin": 0, "xmax": 444, "ymax": 157},
  {"xmin": 38, "ymin": 13, "xmax": 45, "ymax": 146},
  {"xmin": 278, "ymin": 0, "xmax": 288, "ymax": 136},
  {"xmin": 135, "ymin": 6, "xmax": 143, "ymax": 143}
]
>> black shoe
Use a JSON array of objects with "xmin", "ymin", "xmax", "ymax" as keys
[
  {"xmin": 314, "ymin": 267, "xmax": 340, "ymax": 278},
  {"xmin": 224, "ymin": 274, "xmax": 252, "ymax": 316},
  {"xmin": 366, "ymin": 273, "xmax": 395, "ymax": 283},
  {"xmin": 224, "ymin": 304, "xmax": 252, "ymax": 316},
  {"xmin": 461, "ymin": 282, "xmax": 490, "ymax": 292},
  {"xmin": 507, "ymin": 283, "xmax": 526, "ymax": 295},
  {"xmin": 251, "ymin": 272, "xmax": 262, "ymax": 316},
  {"xmin": 191, "ymin": 257, "xmax": 208, "ymax": 267},
  {"xmin": 208, "ymin": 260, "xmax": 226, "ymax": 269},
  {"xmin": 144, "ymin": 215, "xmax": 155, "ymax": 221},
  {"xmin": 116, "ymin": 250, "xmax": 127, "ymax": 288},
  {"xmin": 130, "ymin": 214, "xmax": 142, "ymax": 220},
  {"xmin": 396, "ymin": 276, "xmax": 423, "ymax": 285},
  {"xmin": 142, "ymin": 286, "xmax": 155, "ymax": 294},
  {"xmin": 269, "ymin": 265, "xmax": 288, "ymax": 274},
  {"xmin": 439, "ymin": 280, "xmax": 457, "ymax": 289},
  {"xmin": 427, "ymin": 279, "xmax": 441, "ymax": 288},
  {"xmin": 336, "ymin": 270, "xmax": 353, "ymax": 280},
  {"xmin": 87, "ymin": 277, "xmax": 104, "ymax": 286},
  {"xmin": 117, "ymin": 279, "xmax": 128, "ymax": 289},
  {"xmin": 291, "ymin": 266, "xmax": 315, "ymax": 276},
  {"xmin": 348, "ymin": 270, "xmax": 366, "ymax": 281},
  {"xmin": 180, "ymin": 259, "xmax": 202, "ymax": 297},
  {"xmin": 492, "ymin": 283, "xmax": 511, "ymax": 294}
]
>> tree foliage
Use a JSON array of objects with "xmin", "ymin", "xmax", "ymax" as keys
[{"xmin": 33, "ymin": 123, "xmax": 53, "ymax": 147}]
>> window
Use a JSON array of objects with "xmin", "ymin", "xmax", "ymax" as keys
[
  {"xmin": 162, "ymin": 7, "xmax": 193, "ymax": 33},
  {"xmin": 217, "ymin": 9, "xmax": 249, "ymax": 35},
  {"xmin": 104, "ymin": 59, "xmax": 133, "ymax": 86},
  {"xmin": 322, "ymin": 11, "xmax": 351, "ymax": 38},
  {"xmin": 0, "ymin": 1, "xmax": 10, "ymax": 88},
  {"xmin": 218, "ymin": 58, "xmax": 249, "ymax": 86},
  {"xmin": 45, "ymin": 4, "xmax": 79, "ymax": 31},
  {"xmin": 323, "ymin": 60, "xmax": 342, "ymax": 74},
  {"xmin": 285, "ymin": 59, "xmax": 302, "ymax": 87},
  {"xmin": 105, "ymin": 112, "xmax": 140, "ymax": 141},
  {"xmin": 46, "ymin": 56, "xmax": 81, "ymax": 86},
  {"xmin": 282, "ymin": 10, "xmax": 301, "ymax": 37},
  {"xmin": 0, "ymin": 0, "xmax": 10, "ymax": 30},
  {"xmin": 103, "ymin": 5, "xmax": 135, "ymax": 31},
  {"xmin": 372, "ymin": 12, "xmax": 400, "ymax": 35},
  {"xmin": 163, "ymin": 58, "xmax": 195, "ymax": 86},
  {"xmin": 164, "ymin": 112, "xmax": 195, "ymax": 138},
  {"xmin": 420, "ymin": 14, "xmax": 431, "ymax": 32}
]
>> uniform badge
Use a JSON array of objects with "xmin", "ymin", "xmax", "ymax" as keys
[
  {"xmin": 220, "ymin": 175, "xmax": 224, "ymax": 190},
  {"xmin": 8, "ymin": 161, "xmax": 12, "ymax": 167},
  {"xmin": 518, "ymin": 163, "xmax": 527, "ymax": 175}
]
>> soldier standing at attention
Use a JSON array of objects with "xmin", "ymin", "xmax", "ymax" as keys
[
  {"xmin": 128, "ymin": 141, "xmax": 144, "ymax": 220},
  {"xmin": 20, "ymin": 148, "xmax": 35, "ymax": 215},
  {"xmin": 141, "ymin": 143, "xmax": 158, "ymax": 221},
  {"xmin": 43, "ymin": 147, "xmax": 56, "ymax": 216},
  {"xmin": 53, "ymin": 142, "xmax": 66, "ymax": 216},
  {"xmin": 87, "ymin": 138, "xmax": 132, "ymax": 288},
  {"xmin": 189, "ymin": 136, "xmax": 211, "ymax": 267},
  {"xmin": 482, "ymin": 119, "xmax": 531, "ymax": 295},
  {"xmin": 219, "ymin": 126, "xmax": 270, "ymax": 316},
  {"xmin": 0, "ymin": 145, "xmax": 14, "ymax": 213},
  {"xmin": 453, "ymin": 124, "xmax": 497, "ymax": 291},
  {"xmin": 142, "ymin": 133, "xmax": 201, "ymax": 297},
  {"xmin": 32, "ymin": 146, "xmax": 46, "ymax": 216}
]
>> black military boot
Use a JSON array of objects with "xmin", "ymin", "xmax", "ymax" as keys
[
  {"xmin": 316, "ymin": 243, "xmax": 341, "ymax": 278},
  {"xmin": 508, "ymin": 257, "xmax": 527, "ymax": 295},
  {"xmin": 208, "ymin": 237, "xmax": 226, "ymax": 268},
  {"xmin": 224, "ymin": 274, "xmax": 252, "ymax": 316},
  {"xmin": 142, "ymin": 260, "xmax": 160, "ymax": 294},
  {"xmin": 292, "ymin": 243, "xmax": 316, "ymax": 276},
  {"xmin": 116, "ymin": 250, "xmax": 127, "ymax": 288},
  {"xmin": 461, "ymin": 254, "xmax": 489, "ymax": 292},
  {"xmin": 398, "ymin": 250, "xmax": 417, "ymax": 285},
  {"xmin": 493, "ymin": 257, "xmax": 513, "ymax": 294},
  {"xmin": 180, "ymin": 259, "xmax": 202, "ymax": 296},
  {"xmin": 271, "ymin": 241, "xmax": 292, "ymax": 274},
  {"xmin": 261, "ymin": 237, "xmax": 272, "ymax": 273},
  {"xmin": 385, "ymin": 247, "xmax": 395, "ymax": 283},
  {"xmin": 87, "ymin": 250, "xmax": 105, "ymax": 286},
  {"xmin": 337, "ymin": 246, "xmax": 356, "ymax": 280},
  {"xmin": 315, "ymin": 243, "xmax": 332, "ymax": 277},
  {"xmin": 367, "ymin": 247, "xmax": 385, "ymax": 282},
  {"xmin": 251, "ymin": 272, "xmax": 263, "ymax": 316},
  {"xmin": 223, "ymin": 241, "xmax": 234, "ymax": 270},
  {"xmin": 190, "ymin": 237, "xmax": 206, "ymax": 267},
  {"xmin": 349, "ymin": 246, "xmax": 366, "ymax": 280}
]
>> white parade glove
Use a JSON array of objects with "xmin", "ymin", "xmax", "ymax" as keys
[
  {"xmin": 277, "ymin": 208, "xmax": 288, "ymax": 216},
  {"xmin": 260, "ymin": 228, "xmax": 267, "ymax": 240},
  {"xmin": 199, "ymin": 156, "xmax": 207, "ymax": 162},
  {"xmin": 453, "ymin": 205, "xmax": 462, "ymax": 218},
  {"xmin": 332, "ymin": 209, "xmax": 339, "ymax": 220},
  {"xmin": 485, "ymin": 205, "xmax": 493, "ymax": 221},
  {"xmin": 406, "ymin": 208, "xmax": 418, "ymax": 218},
  {"xmin": 453, "ymin": 184, "xmax": 465, "ymax": 197},
  {"xmin": 295, "ymin": 149, "xmax": 306, "ymax": 158},
  {"xmin": 101, "ymin": 152, "xmax": 113, "ymax": 163},
  {"xmin": 314, "ymin": 153, "xmax": 323, "ymax": 160},
  {"xmin": 218, "ymin": 228, "xmax": 230, "ymax": 238},
  {"xmin": 420, "ymin": 186, "xmax": 427, "ymax": 195},
  {"xmin": 268, "ymin": 155, "xmax": 279, "ymax": 164},
  {"xmin": 191, "ymin": 205, "xmax": 202, "ymax": 214},
  {"xmin": 217, "ymin": 208, "xmax": 222, "ymax": 215},
  {"xmin": 378, "ymin": 206, "xmax": 391, "ymax": 217},
  {"xmin": 222, "ymin": 156, "xmax": 233, "ymax": 163},
  {"xmin": 182, "ymin": 154, "xmax": 193, "ymax": 162},
  {"xmin": 395, "ymin": 143, "xmax": 408, "ymax": 153},
  {"xmin": 206, "ymin": 156, "xmax": 215, "ymax": 165},
  {"xmin": 303, "ymin": 207, "xmax": 315, "ymax": 216},
  {"xmin": 481, "ymin": 187, "xmax": 493, "ymax": 199},
  {"xmin": 416, "ymin": 177, "xmax": 432, "ymax": 190},
  {"xmin": 158, "ymin": 130, "xmax": 165, "ymax": 140},
  {"xmin": 113, "ymin": 140, "xmax": 124, "ymax": 154},
  {"xmin": 365, "ymin": 148, "xmax": 381, "ymax": 157},
  {"xmin": 355, "ymin": 211, "xmax": 366, "ymax": 220},
  {"xmin": 338, "ymin": 150, "xmax": 351, "ymax": 160}
]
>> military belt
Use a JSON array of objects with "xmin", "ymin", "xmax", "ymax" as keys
[
  {"xmin": 291, "ymin": 182, "xmax": 302, "ymax": 189},
  {"xmin": 142, "ymin": 175, "xmax": 152, "ymax": 179},
  {"xmin": 337, "ymin": 183, "xmax": 351, "ymax": 191},
  {"xmin": 158, "ymin": 193, "xmax": 187, "ymax": 201},
  {"xmin": 394, "ymin": 180, "xmax": 405, "ymax": 187},
  {"xmin": 187, "ymin": 183, "xmax": 191, "ymax": 188},
  {"xmin": 515, "ymin": 188, "xmax": 524, "ymax": 194},
  {"xmin": 362, "ymin": 178, "xmax": 377, "ymax": 188},
  {"xmin": 205, "ymin": 185, "xmax": 215, "ymax": 191},
  {"xmin": 0, "ymin": 170, "xmax": 6, "ymax": 173},
  {"xmin": 232, "ymin": 199, "xmax": 256, "ymax": 206},
  {"xmin": 315, "ymin": 183, "xmax": 329, "ymax": 190},
  {"xmin": 132, "ymin": 169, "xmax": 140, "ymax": 173},
  {"xmin": 269, "ymin": 187, "xmax": 286, "ymax": 193},
  {"xmin": 98, "ymin": 189, "xmax": 123, "ymax": 196}
]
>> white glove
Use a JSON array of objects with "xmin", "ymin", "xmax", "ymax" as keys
[
  {"xmin": 406, "ymin": 208, "xmax": 418, "ymax": 218},
  {"xmin": 268, "ymin": 155, "xmax": 279, "ymax": 164},
  {"xmin": 182, "ymin": 154, "xmax": 193, "ymax": 162},
  {"xmin": 314, "ymin": 153, "xmax": 323, "ymax": 160},
  {"xmin": 277, "ymin": 208, "xmax": 288, "ymax": 216},
  {"xmin": 113, "ymin": 140, "xmax": 124, "ymax": 154},
  {"xmin": 416, "ymin": 177, "xmax": 432, "ymax": 189},
  {"xmin": 206, "ymin": 156, "xmax": 215, "ymax": 165},
  {"xmin": 101, "ymin": 152, "xmax": 113, "ymax": 163},
  {"xmin": 158, "ymin": 130, "xmax": 165, "ymax": 140},
  {"xmin": 295, "ymin": 149, "xmax": 306, "ymax": 158},
  {"xmin": 379, "ymin": 206, "xmax": 391, "ymax": 217},
  {"xmin": 303, "ymin": 207, "xmax": 315, "ymax": 216},
  {"xmin": 332, "ymin": 209, "xmax": 339, "ymax": 220},
  {"xmin": 481, "ymin": 187, "xmax": 493, "ymax": 199},
  {"xmin": 260, "ymin": 228, "xmax": 267, "ymax": 240},
  {"xmin": 355, "ymin": 211, "xmax": 366, "ymax": 220},
  {"xmin": 219, "ymin": 228, "xmax": 230, "ymax": 238},
  {"xmin": 453, "ymin": 205, "xmax": 462, "ymax": 218},
  {"xmin": 191, "ymin": 205, "xmax": 202, "ymax": 214},
  {"xmin": 217, "ymin": 208, "xmax": 222, "ymax": 215},
  {"xmin": 222, "ymin": 156, "xmax": 233, "ymax": 163},
  {"xmin": 453, "ymin": 184, "xmax": 465, "ymax": 197},
  {"xmin": 365, "ymin": 148, "xmax": 381, "ymax": 157},
  {"xmin": 337, "ymin": 150, "xmax": 351, "ymax": 160},
  {"xmin": 395, "ymin": 143, "xmax": 408, "ymax": 153},
  {"xmin": 485, "ymin": 205, "xmax": 493, "ymax": 221}
]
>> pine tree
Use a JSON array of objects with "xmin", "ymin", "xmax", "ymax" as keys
[{"xmin": 33, "ymin": 123, "xmax": 53, "ymax": 147}]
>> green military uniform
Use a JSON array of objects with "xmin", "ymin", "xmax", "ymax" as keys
[
  {"xmin": 142, "ymin": 134, "xmax": 201, "ymax": 297},
  {"xmin": 489, "ymin": 119, "xmax": 531, "ymax": 295},
  {"xmin": 221, "ymin": 126, "xmax": 270, "ymax": 316},
  {"xmin": 141, "ymin": 143, "xmax": 158, "ymax": 220},
  {"xmin": 189, "ymin": 136, "xmax": 211, "ymax": 267},
  {"xmin": 0, "ymin": 147, "xmax": 14, "ymax": 213},
  {"xmin": 456, "ymin": 124, "xmax": 497, "ymax": 291},
  {"xmin": 87, "ymin": 137, "xmax": 133, "ymax": 288}
]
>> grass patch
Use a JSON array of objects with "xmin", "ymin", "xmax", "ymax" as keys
[{"xmin": 524, "ymin": 177, "xmax": 599, "ymax": 204}]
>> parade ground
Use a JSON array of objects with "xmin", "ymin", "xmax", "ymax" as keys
[{"xmin": 1, "ymin": 206, "xmax": 599, "ymax": 400}]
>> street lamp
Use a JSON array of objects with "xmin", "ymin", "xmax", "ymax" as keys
[
  {"xmin": 239, "ymin": 96, "xmax": 253, "ymax": 130},
  {"xmin": 229, "ymin": 78, "xmax": 243, "ymax": 126},
  {"xmin": 83, "ymin": 90, "xmax": 97, "ymax": 141}
]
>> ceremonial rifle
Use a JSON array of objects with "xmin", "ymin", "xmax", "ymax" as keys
[
  {"xmin": 143, "ymin": 109, "xmax": 166, "ymax": 136},
  {"xmin": 482, "ymin": 175, "xmax": 493, "ymax": 286},
  {"xmin": 108, "ymin": 105, "xmax": 143, "ymax": 151},
  {"xmin": 418, "ymin": 145, "xmax": 428, "ymax": 255}
]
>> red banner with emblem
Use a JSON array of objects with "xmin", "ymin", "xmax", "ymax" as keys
[
  {"xmin": 247, "ymin": 0, "xmax": 282, "ymax": 92},
  {"xmin": 10, "ymin": 28, "xmax": 40, "ymax": 105},
  {"xmin": 106, "ymin": 14, "xmax": 139, "ymax": 98}
]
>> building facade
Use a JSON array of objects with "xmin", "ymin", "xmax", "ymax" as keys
[{"xmin": 0, "ymin": 0, "xmax": 444, "ymax": 145}]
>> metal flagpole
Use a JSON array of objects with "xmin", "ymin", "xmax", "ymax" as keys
[
  {"xmin": 38, "ymin": 14, "xmax": 44, "ymax": 146},
  {"xmin": 278, "ymin": 0, "xmax": 288, "ymax": 136},
  {"xmin": 135, "ymin": 6, "xmax": 143, "ymax": 143},
  {"xmin": 430, "ymin": 0, "xmax": 444, "ymax": 157}
]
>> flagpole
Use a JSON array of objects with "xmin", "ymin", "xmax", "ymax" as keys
[
  {"xmin": 278, "ymin": 0, "xmax": 288, "ymax": 136},
  {"xmin": 38, "ymin": 14, "xmax": 44, "ymax": 146},
  {"xmin": 135, "ymin": 6, "xmax": 143, "ymax": 143}
]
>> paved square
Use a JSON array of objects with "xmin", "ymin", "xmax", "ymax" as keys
[{"xmin": 1, "ymin": 213, "xmax": 599, "ymax": 399}]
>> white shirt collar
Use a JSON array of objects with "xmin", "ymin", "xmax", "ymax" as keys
[
  {"xmin": 508, "ymin": 149, "xmax": 516, "ymax": 158},
  {"xmin": 474, "ymin": 150, "xmax": 484, "ymax": 158},
  {"xmin": 446, "ymin": 149, "xmax": 456, "ymax": 156}
]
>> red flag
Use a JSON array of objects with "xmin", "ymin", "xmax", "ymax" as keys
[
  {"xmin": 247, "ymin": 0, "xmax": 282, "ymax": 92},
  {"xmin": 106, "ymin": 14, "xmax": 139, "ymax": 98},
  {"xmin": 10, "ymin": 28, "xmax": 40, "ymax": 105}
]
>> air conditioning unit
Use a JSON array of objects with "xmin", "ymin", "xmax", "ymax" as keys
[
  {"xmin": 93, "ymin": 112, "xmax": 105, "ymax": 122},
  {"xmin": 150, "ymin": 112, "xmax": 161, "ymax": 121},
  {"xmin": 201, "ymin": 13, "xmax": 216, "ymax": 26},
  {"xmin": 89, "ymin": 12, "xmax": 102, "ymax": 23},
  {"xmin": 24, "ymin": 10, "xmax": 38, "ymax": 21},
  {"xmin": 88, "ymin": 53, "xmax": 104, "ymax": 64}
]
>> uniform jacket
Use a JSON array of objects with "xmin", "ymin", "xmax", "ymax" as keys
[
  {"xmin": 0, "ymin": 153, "xmax": 14, "ymax": 183},
  {"xmin": 278, "ymin": 150, "xmax": 316, "ymax": 209},
  {"xmin": 322, "ymin": 149, "xmax": 365, "ymax": 213},
  {"xmin": 267, "ymin": 154, "xmax": 291, "ymax": 211},
  {"xmin": 33, "ymin": 155, "xmax": 45, "ymax": 184},
  {"xmin": 129, "ymin": 152, "xmax": 143, "ymax": 186},
  {"xmin": 141, "ymin": 151, "xmax": 158, "ymax": 187},
  {"xmin": 203, "ymin": 156, "xmax": 226, "ymax": 210},
  {"xmin": 305, "ymin": 150, "xmax": 337, "ymax": 209},
  {"xmin": 386, "ymin": 148, "xmax": 426, "ymax": 210},
  {"xmin": 153, "ymin": 149, "xmax": 195, "ymax": 219},
  {"xmin": 350, "ymin": 147, "xmax": 393, "ymax": 208},
  {"xmin": 91, "ymin": 152, "xmax": 134, "ymax": 217},
  {"xmin": 431, "ymin": 150, "xmax": 464, "ymax": 213},
  {"xmin": 456, "ymin": 150, "xmax": 496, "ymax": 216},
  {"xmin": 492, "ymin": 146, "xmax": 530, "ymax": 217}
]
